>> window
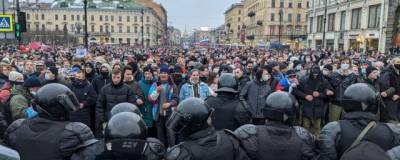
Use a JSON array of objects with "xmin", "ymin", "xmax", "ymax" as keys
[
  {"xmin": 289, "ymin": 2, "xmax": 292, "ymax": 8},
  {"xmin": 119, "ymin": 26, "xmax": 122, "ymax": 33},
  {"xmin": 55, "ymin": 25, "xmax": 59, "ymax": 31},
  {"xmin": 298, "ymin": 3, "xmax": 302, "ymax": 8},
  {"xmin": 27, "ymin": 14, "xmax": 30, "ymax": 20},
  {"xmin": 27, "ymin": 23, "xmax": 30, "ymax": 31},
  {"xmin": 105, "ymin": 15, "xmax": 108, "ymax": 21},
  {"xmin": 271, "ymin": 13, "xmax": 275, "ymax": 21},
  {"xmin": 239, "ymin": 10, "xmax": 241, "ymax": 14},
  {"xmin": 238, "ymin": 25, "xmax": 241, "ymax": 30},
  {"xmin": 91, "ymin": 15, "xmax": 94, "ymax": 21},
  {"xmin": 111, "ymin": 26, "xmax": 114, "ymax": 32},
  {"xmin": 41, "ymin": 24, "xmax": 45, "ymax": 31},
  {"xmin": 35, "ymin": 14, "xmax": 38, "ymax": 20},
  {"xmin": 127, "ymin": 26, "xmax": 130, "ymax": 33},
  {"xmin": 71, "ymin": 15, "xmax": 74, "ymax": 21},
  {"xmin": 238, "ymin": 17, "xmax": 241, "ymax": 22},
  {"xmin": 127, "ymin": 16, "xmax": 130, "ymax": 22},
  {"xmin": 134, "ymin": 16, "xmax": 137, "ymax": 22},
  {"xmin": 297, "ymin": 14, "xmax": 301, "ymax": 22},
  {"xmin": 134, "ymin": 26, "xmax": 138, "ymax": 33},
  {"xmin": 317, "ymin": 15, "xmax": 323, "ymax": 32},
  {"xmin": 127, "ymin": 38, "xmax": 131, "ymax": 44},
  {"xmin": 328, "ymin": 13, "xmax": 335, "ymax": 31},
  {"xmin": 280, "ymin": 0, "xmax": 284, "ymax": 8},
  {"xmin": 35, "ymin": 24, "xmax": 39, "ymax": 31},
  {"xmin": 91, "ymin": 25, "xmax": 94, "ymax": 32},
  {"xmin": 99, "ymin": 15, "xmax": 103, "ymax": 21},
  {"xmin": 368, "ymin": 5, "xmax": 381, "ymax": 28},
  {"xmin": 307, "ymin": 1, "xmax": 310, "ymax": 8},
  {"xmin": 100, "ymin": 25, "xmax": 103, "ymax": 32},
  {"xmin": 351, "ymin": 8, "xmax": 361, "ymax": 29},
  {"xmin": 105, "ymin": 25, "xmax": 109, "ymax": 33},
  {"xmin": 340, "ymin": 11, "xmax": 346, "ymax": 30},
  {"xmin": 119, "ymin": 16, "xmax": 122, "ymax": 22},
  {"xmin": 146, "ymin": 27, "xmax": 150, "ymax": 34},
  {"xmin": 41, "ymin": 14, "xmax": 45, "ymax": 20},
  {"xmin": 146, "ymin": 16, "xmax": 150, "ymax": 22},
  {"xmin": 77, "ymin": 15, "xmax": 80, "ymax": 21},
  {"xmin": 287, "ymin": 25, "xmax": 292, "ymax": 34},
  {"xmin": 272, "ymin": 0, "xmax": 275, "ymax": 8},
  {"xmin": 54, "ymin": 15, "xmax": 58, "ymax": 21},
  {"xmin": 288, "ymin": 14, "xmax": 292, "ymax": 22},
  {"xmin": 309, "ymin": 17, "xmax": 313, "ymax": 33},
  {"xmin": 63, "ymin": 15, "xmax": 66, "ymax": 21},
  {"xmin": 111, "ymin": 16, "xmax": 114, "ymax": 22}
]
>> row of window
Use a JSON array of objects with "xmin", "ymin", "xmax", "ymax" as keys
[
  {"xmin": 27, "ymin": 24, "xmax": 152, "ymax": 34},
  {"xmin": 271, "ymin": 0, "xmax": 310, "ymax": 8},
  {"xmin": 27, "ymin": 14, "xmax": 151, "ymax": 23},
  {"xmin": 310, "ymin": 5, "xmax": 381, "ymax": 33},
  {"xmin": 270, "ymin": 13, "xmax": 302, "ymax": 22}
]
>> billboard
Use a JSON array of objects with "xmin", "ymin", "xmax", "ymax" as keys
[{"xmin": 0, "ymin": 14, "xmax": 13, "ymax": 32}]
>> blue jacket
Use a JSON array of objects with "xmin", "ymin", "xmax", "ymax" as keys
[{"xmin": 179, "ymin": 82, "xmax": 211, "ymax": 102}]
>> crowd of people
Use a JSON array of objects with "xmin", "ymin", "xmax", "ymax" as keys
[{"xmin": 0, "ymin": 45, "xmax": 399, "ymax": 159}]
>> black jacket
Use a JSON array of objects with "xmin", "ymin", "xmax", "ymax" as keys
[
  {"xmin": 330, "ymin": 72, "xmax": 360, "ymax": 105},
  {"xmin": 237, "ymin": 75, "xmax": 251, "ymax": 92},
  {"xmin": 96, "ymin": 82, "xmax": 137, "ymax": 125},
  {"xmin": 68, "ymin": 80, "xmax": 97, "ymax": 127},
  {"xmin": 205, "ymin": 93, "xmax": 251, "ymax": 131},
  {"xmin": 92, "ymin": 75, "xmax": 111, "ymax": 94}
]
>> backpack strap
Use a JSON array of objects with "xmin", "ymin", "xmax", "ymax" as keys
[{"xmin": 349, "ymin": 121, "xmax": 377, "ymax": 149}]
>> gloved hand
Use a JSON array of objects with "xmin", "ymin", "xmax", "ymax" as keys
[{"xmin": 26, "ymin": 106, "xmax": 38, "ymax": 119}]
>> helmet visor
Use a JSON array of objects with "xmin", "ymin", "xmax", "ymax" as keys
[
  {"xmin": 57, "ymin": 91, "xmax": 79, "ymax": 112},
  {"xmin": 167, "ymin": 111, "xmax": 190, "ymax": 133}
]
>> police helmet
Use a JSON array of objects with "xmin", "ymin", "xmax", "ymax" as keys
[
  {"xmin": 110, "ymin": 103, "xmax": 142, "ymax": 117},
  {"xmin": 216, "ymin": 73, "xmax": 238, "ymax": 93},
  {"xmin": 342, "ymin": 83, "xmax": 377, "ymax": 113}
]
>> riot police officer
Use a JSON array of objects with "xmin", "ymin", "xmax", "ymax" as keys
[
  {"xmin": 95, "ymin": 112, "xmax": 165, "ymax": 160},
  {"xmin": 165, "ymin": 98, "xmax": 250, "ymax": 160},
  {"xmin": 235, "ymin": 91, "xmax": 317, "ymax": 160},
  {"xmin": 110, "ymin": 102, "xmax": 142, "ymax": 117},
  {"xmin": 319, "ymin": 83, "xmax": 400, "ymax": 160},
  {"xmin": 4, "ymin": 83, "xmax": 98, "ymax": 160},
  {"xmin": 205, "ymin": 73, "xmax": 251, "ymax": 131}
]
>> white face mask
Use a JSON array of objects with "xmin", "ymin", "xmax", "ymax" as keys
[
  {"xmin": 322, "ymin": 70, "xmax": 330, "ymax": 76},
  {"xmin": 341, "ymin": 64, "xmax": 349, "ymax": 70},
  {"xmin": 261, "ymin": 75, "xmax": 270, "ymax": 81}
]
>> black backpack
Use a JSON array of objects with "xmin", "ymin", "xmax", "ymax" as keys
[{"xmin": 340, "ymin": 121, "xmax": 391, "ymax": 160}]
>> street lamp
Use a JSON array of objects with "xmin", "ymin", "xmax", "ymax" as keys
[
  {"xmin": 322, "ymin": 0, "xmax": 328, "ymax": 50},
  {"xmin": 83, "ymin": 0, "xmax": 88, "ymax": 49},
  {"xmin": 141, "ymin": 8, "xmax": 144, "ymax": 48},
  {"xmin": 279, "ymin": 9, "xmax": 283, "ymax": 44}
]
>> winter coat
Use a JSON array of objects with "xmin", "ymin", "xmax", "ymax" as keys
[
  {"xmin": 91, "ymin": 75, "xmax": 111, "ymax": 94},
  {"xmin": 138, "ymin": 79, "xmax": 156, "ymax": 127},
  {"xmin": 148, "ymin": 80, "xmax": 178, "ymax": 120},
  {"xmin": 330, "ymin": 71, "xmax": 360, "ymax": 105},
  {"xmin": 68, "ymin": 80, "xmax": 97, "ymax": 127},
  {"xmin": 9, "ymin": 85, "xmax": 31, "ymax": 120}
]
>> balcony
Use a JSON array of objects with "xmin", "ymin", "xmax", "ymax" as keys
[
  {"xmin": 247, "ymin": 11, "xmax": 255, "ymax": 17},
  {"xmin": 257, "ymin": 20, "xmax": 263, "ymax": 26},
  {"xmin": 90, "ymin": 32, "xmax": 111, "ymax": 36},
  {"xmin": 246, "ymin": 35, "xmax": 255, "ymax": 40}
]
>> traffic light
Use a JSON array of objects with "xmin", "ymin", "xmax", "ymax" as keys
[
  {"xmin": 14, "ymin": 23, "xmax": 21, "ymax": 39},
  {"xmin": 17, "ymin": 12, "xmax": 26, "ymax": 32}
]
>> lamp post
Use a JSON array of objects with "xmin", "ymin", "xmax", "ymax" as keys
[
  {"xmin": 141, "ymin": 8, "xmax": 144, "ymax": 48},
  {"xmin": 322, "ymin": 0, "xmax": 328, "ymax": 50},
  {"xmin": 83, "ymin": 0, "xmax": 88, "ymax": 49},
  {"xmin": 279, "ymin": 9, "xmax": 283, "ymax": 44}
]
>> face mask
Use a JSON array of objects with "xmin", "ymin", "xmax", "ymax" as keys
[
  {"xmin": 261, "ymin": 75, "xmax": 270, "ymax": 81},
  {"xmin": 101, "ymin": 71, "xmax": 109, "ymax": 77},
  {"xmin": 395, "ymin": 64, "xmax": 400, "ymax": 70},
  {"xmin": 322, "ymin": 70, "xmax": 329, "ymax": 76},
  {"xmin": 361, "ymin": 68, "xmax": 366, "ymax": 74},
  {"xmin": 213, "ymin": 68, "xmax": 219, "ymax": 73},
  {"xmin": 341, "ymin": 64, "xmax": 349, "ymax": 70},
  {"xmin": 306, "ymin": 58, "xmax": 311, "ymax": 62}
]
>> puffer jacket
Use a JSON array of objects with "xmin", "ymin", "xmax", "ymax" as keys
[
  {"xmin": 95, "ymin": 82, "xmax": 137, "ymax": 125},
  {"xmin": 9, "ymin": 85, "xmax": 31, "ymax": 120}
]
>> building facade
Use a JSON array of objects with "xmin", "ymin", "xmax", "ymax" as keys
[
  {"xmin": 307, "ymin": 0, "xmax": 389, "ymax": 52},
  {"xmin": 14, "ymin": 0, "xmax": 167, "ymax": 46},
  {"xmin": 241, "ymin": 0, "xmax": 309, "ymax": 48},
  {"xmin": 167, "ymin": 26, "xmax": 181, "ymax": 46},
  {"xmin": 224, "ymin": 3, "xmax": 244, "ymax": 44}
]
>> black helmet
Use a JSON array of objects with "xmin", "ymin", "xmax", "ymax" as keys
[
  {"xmin": 110, "ymin": 103, "xmax": 142, "ymax": 117},
  {"xmin": 105, "ymin": 112, "xmax": 147, "ymax": 140},
  {"xmin": 342, "ymin": 83, "xmax": 377, "ymax": 113},
  {"xmin": 263, "ymin": 92, "xmax": 295, "ymax": 124},
  {"xmin": 33, "ymin": 83, "xmax": 79, "ymax": 121},
  {"xmin": 167, "ymin": 98, "xmax": 210, "ymax": 136},
  {"xmin": 216, "ymin": 73, "xmax": 238, "ymax": 93}
]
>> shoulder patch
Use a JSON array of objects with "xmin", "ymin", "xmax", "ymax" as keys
[{"xmin": 234, "ymin": 124, "xmax": 257, "ymax": 139}]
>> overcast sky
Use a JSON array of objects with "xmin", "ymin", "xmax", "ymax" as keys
[{"xmin": 154, "ymin": 0, "xmax": 240, "ymax": 33}]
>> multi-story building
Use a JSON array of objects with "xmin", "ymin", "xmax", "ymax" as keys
[
  {"xmin": 13, "ymin": 0, "xmax": 167, "ymax": 46},
  {"xmin": 224, "ymin": 3, "xmax": 244, "ymax": 44},
  {"xmin": 167, "ymin": 26, "xmax": 181, "ymax": 46},
  {"xmin": 193, "ymin": 27, "xmax": 212, "ymax": 43},
  {"xmin": 242, "ymin": 0, "xmax": 309, "ymax": 48},
  {"xmin": 307, "ymin": 0, "xmax": 400, "ymax": 53}
]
